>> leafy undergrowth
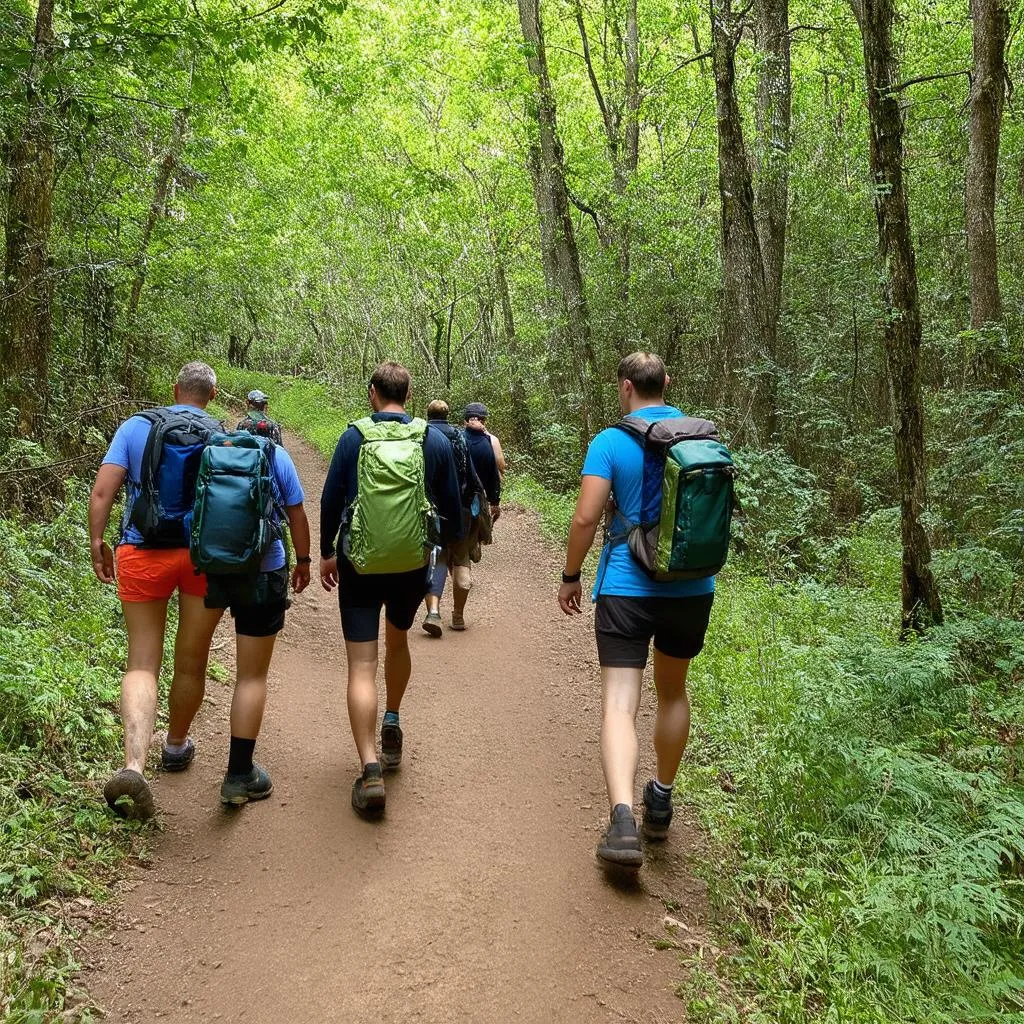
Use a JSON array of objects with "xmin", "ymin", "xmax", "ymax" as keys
[
  {"xmin": 0, "ymin": 486, "xmax": 172, "ymax": 1020},
  {"xmin": 504, "ymin": 476, "xmax": 1024, "ymax": 1023}
]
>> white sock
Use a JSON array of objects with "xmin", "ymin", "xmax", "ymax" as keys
[{"xmin": 652, "ymin": 779, "xmax": 673, "ymax": 799}]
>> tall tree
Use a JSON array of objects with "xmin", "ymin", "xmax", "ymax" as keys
[
  {"xmin": 849, "ymin": 0, "xmax": 943, "ymax": 633},
  {"xmin": 517, "ymin": 0, "xmax": 598, "ymax": 432},
  {"xmin": 753, "ymin": 0, "xmax": 791, "ymax": 338},
  {"xmin": 710, "ymin": 0, "xmax": 775, "ymax": 440},
  {"xmin": 1, "ymin": 0, "xmax": 56, "ymax": 436},
  {"xmin": 966, "ymin": 0, "xmax": 1010, "ymax": 334}
]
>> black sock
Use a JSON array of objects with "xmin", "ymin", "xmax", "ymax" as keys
[{"xmin": 227, "ymin": 736, "xmax": 256, "ymax": 776}]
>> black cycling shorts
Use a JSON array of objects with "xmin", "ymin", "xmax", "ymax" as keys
[
  {"xmin": 337, "ymin": 556, "xmax": 429, "ymax": 643},
  {"xmin": 595, "ymin": 593, "xmax": 714, "ymax": 668},
  {"xmin": 205, "ymin": 567, "xmax": 291, "ymax": 638}
]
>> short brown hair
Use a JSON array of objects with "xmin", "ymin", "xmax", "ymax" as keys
[
  {"xmin": 426, "ymin": 399, "xmax": 450, "ymax": 420},
  {"xmin": 617, "ymin": 352, "xmax": 667, "ymax": 399},
  {"xmin": 369, "ymin": 361, "xmax": 411, "ymax": 405}
]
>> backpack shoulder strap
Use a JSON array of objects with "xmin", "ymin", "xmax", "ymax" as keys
[{"xmin": 350, "ymin": 416, "xmax": 376, "ymax": 440}]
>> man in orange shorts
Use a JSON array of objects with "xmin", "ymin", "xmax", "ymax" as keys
[{"xmin": 89, "ymin": 362, "xmax": 225, "ymax": 819}]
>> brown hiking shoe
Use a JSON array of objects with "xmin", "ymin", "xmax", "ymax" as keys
[
  {"xmin": 450, "ymin": 611, "xmax": 466, "ymax": 631},
  {"xmin": 352, "ymin": 763, "xmax": 386, "ymax": 816}
]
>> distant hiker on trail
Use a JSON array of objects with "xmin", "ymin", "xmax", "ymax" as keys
[
  {"xmin": 557, "ymin": 352, "xmax": 734, "ymax": 871},
  {"xmin": 420, "ymin": 399, "xmax": 485, "ymax": 638},
  {"xmin": 236, "ymin": 389, "xmax": 283, "ymax": 445},
  {"xmin": 319, "ymin": 362, "xmax": 463, "ymax": 817},
  {"xmin": 450, "ymin": 401, "xmax": 505, "ymax": 631},
  {"xmin": 89, "ymin": 361, "xmax": 312, "ymax": 820}
]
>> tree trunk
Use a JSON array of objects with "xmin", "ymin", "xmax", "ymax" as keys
[
  {"xmin": 123, "ymin": 109, "xmax": 189, "ymax": 393},
  {"xmin": 711, "ymin": 0, "xmax": 775, "ymax": 442},
  {"xmin": 966, "ymin": 0, "xmax": 1009, "ymax": 333},
  {"xmin": 753, "ymin": 0, "xmax": 791, "ymax": 337},
  {"xmin": 517, "ymin": 0, "xmax": 598, "ymax": 435},
  {"xmin": 851, "ymin": 0, "xmax": 944, "ymax": 634},
  {"xmin": 1, "ymin": 0, "xmax": 56, "ymax": 437}
]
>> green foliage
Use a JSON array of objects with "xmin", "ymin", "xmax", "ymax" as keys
[{"xmin": 0, "ymin": 487, "xmax": 161, "ymax": 1018}]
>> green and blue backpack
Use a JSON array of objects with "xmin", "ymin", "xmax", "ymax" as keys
[
  {"xmin": 189, "ymin": 432, "xmax": 282, "ymax": 575},
  {"xmin": 609, "ymin": 415, "xmax": 737, "ymax": 581},
  {"xmin": 343, "ymin": 417, "xmax": 438, "ymax": 574}
]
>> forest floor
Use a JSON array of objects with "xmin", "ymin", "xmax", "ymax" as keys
[{"xmin": 80, "ymin": 430, "xmax": 712, "ymax": 1023}]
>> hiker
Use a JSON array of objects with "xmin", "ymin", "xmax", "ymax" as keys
[
  {"xmin": 452, "ymin": 401, "xmax": 505, "ymax": 630},
  {"xmin": 319, "ymin": 362, "xmax": 462, "ymax": 817},
  {"xmin": 237, "ymin": 389, "xmax": 283, "ymax": 444},
  {"xmin": 420, "ymin": 399, "xmax": 484, "ymax": 638},
  {"xmin": 89, "ymin": 361, "xmax": 311, "ymax": 819},
  {"xmin": 557, "ymin": 352, "xmax": 732, "ymax": 871}
]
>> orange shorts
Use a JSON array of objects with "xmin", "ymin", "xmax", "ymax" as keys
[{"xmin": 116, "ymin": 545, "xmax": 207, "ymax": 603}]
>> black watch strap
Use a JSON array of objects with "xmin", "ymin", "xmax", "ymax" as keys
[
  {"xmin": 562, "ymin": 570, "xmax": 581, "ymax": 584},
  {"xmin": 296, "ymin": 556, "xmax": 312, "ymax": 564}
]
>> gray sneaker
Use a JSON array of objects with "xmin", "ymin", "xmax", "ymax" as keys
[
  {"xmin": 220, "ymin": 763, "xmax": 273, "ymax": 806},
  {"xmin": 422, "ymin": 611, "xmax": 443, "ymax": 638},
  {"xmin": 161, "ymin": 736, "xmax": 195, "ymax": 772}
]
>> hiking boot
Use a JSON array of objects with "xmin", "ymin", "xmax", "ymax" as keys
[
  {"xmin": 380, "ymin": 721, "xmax": 403, "ymax": 772},
  {"xmin": 422, "ymin": 611, "xmax": 443, "ymax": 638},
  {"xmin": 220, "ymin": 763, "xmax": 274, "ymax": 806},
  {"xmin": 161, "ymin": 736, "xmax": 195, "ymax": 772},
  {"xmin": 352, "ymin": 763, "xmax": 386, "ymax": 816},
  {"xmin": 104, "ymin": 769, "xmax": 156, "ymax": 821},
  {"xmin": 641, "ymin": 780, "xmax": 674, "ymax": 841},
  {"xmin": 596, "ymin": 804, "xmax": 643, "ymax": 869},
  {"xmin": 450, "ymin": 611, "xmax": 466, "ymax": 631}
]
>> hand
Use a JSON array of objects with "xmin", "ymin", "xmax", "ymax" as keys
[
  {"xmin": 320, "ymin": 555, "xmax": 339, "ymax": 592},
  {"xmin": 558, "ymin": 580, "xmax": 583, "ymax": 615},
  {"xmin": 292, "ymin": 561, "xmax": 311, "ymax": 594},
  {"xmin": 91, "ymin": 540, "xmax": 115, "ymax": 584},
  {"xmin": 490, "ymin": 504, "xmax": 501, "ymax": 523}
]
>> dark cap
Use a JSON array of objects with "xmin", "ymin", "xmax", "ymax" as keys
[
  {"xmin": 464, "ymin": 402, "xmax": 488, "ymax": 420},
  {"xmin": 247, "ymin": 389, "xmax": 269, "ymax": 404}
]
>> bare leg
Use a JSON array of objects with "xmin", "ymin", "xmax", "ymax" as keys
[
  {"xmin": 652, "ymin": 649, "xmax": 691, "ymax": 787},
  {"xmin": 425, "ymin": 594, "xmax": 440, "ymax": 614},
  {"xmin": 166, "ymin": 594, "xmax": 224, "ymax": 744},
  {"xmin": 383, "ymin": 619, "xmax": 412, "ymax": 712},
  {"xmin": 601, "ymin": 666, "xmax": 643, "ymax": 810},
  {"xmin": 120, "ymin": 600, "xmax": 169, "ymax": 774},
  {"xmin": 346, "ymin": 639, "xmax": 379, "ymax": 767},
  {"xmin": 231, "ymin": 633, "xmax": 277, "ymax": 739}
]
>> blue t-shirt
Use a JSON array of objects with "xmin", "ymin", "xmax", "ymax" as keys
[
  {"xmin": 582, "ymin": 405, "xmax": 716, "ymax": 600},
  {"xmin": 102, "ymin": 406, "xmax": 304, "ymax": 572}
]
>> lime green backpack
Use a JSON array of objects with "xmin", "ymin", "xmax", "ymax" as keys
[{"xmin": 345, "ymin": 417, "xmax": 436, "ymax": 574}]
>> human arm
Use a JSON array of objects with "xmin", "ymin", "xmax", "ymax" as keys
[
  {"xmin": 558, "ymin": 474, "xmax": 612, "ymax": 614},
  {"xmin": 89, "ymin": 463, "xmax": 126, "ymax": 584},
  {"xmin": 285, "ymin": 503, "xmax": 311, "ymax": 593},
  {"xmin": 319, "ymin": 430, "xmax": 352, "ymax": 559}
]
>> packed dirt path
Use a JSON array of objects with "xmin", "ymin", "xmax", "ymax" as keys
[{"xmin": 84, "ymin": 430, "xmax": 712, "ymax": 1023}]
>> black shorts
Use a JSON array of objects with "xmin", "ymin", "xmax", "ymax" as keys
[
  {"xmin": 595, "ymin": 593, "xmax": 714, "ymax": 668},
  {"xmin": 205, "ymin": 567, "xmax": 291, "ymax": 638},
  {"xmin": 337, "ymin": 556, "xmax": 429, "ymax": 643}
]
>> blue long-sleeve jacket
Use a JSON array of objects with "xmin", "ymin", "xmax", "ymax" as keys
[{"xmin": 319, "ymin": 412, "xmax": 464, "ymax": 559}]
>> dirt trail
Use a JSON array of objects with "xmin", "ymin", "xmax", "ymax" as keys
[{"xmin": 84, "ymin": 431, "xmax": 711, "ymax": 1023}]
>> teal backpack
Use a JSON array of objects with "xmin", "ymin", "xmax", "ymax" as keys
[
  {"xmin": 189, "ymin": 433, "xmax": 281, "ymax": 575},
  {"xmin": 609, "ymin": 415, "xmax": 736, "ymax": 581}
]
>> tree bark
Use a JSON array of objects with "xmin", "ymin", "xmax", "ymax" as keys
[
  {"xmin": 851, "ymin": 0, "xmax": 943, "ymax": 634},
  {"xmin": 966, "ymin": 0, "xmax": 1009, "ymax": 332},
  {"xmin": 518, "ymin": 0, "xmax": 598, "ymax": 434},
  {"xmin": 711, "ymin": 0, "xmax": 775, "ymax": 442},
  {"xmin": 753, "ymin": 0, "xmax": 791, "ymax": 337},
  {"xmin": 1, "ymin": 0, "xmax": 56, "ymax": 437},
  {"xmin": 123, "ymin": 108, "xmax": 189, "ymax": 393}
]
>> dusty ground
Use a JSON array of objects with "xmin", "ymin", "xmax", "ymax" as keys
[{"xmin": 82, "ymin": 430, "xmax": 711, "ymax": 1023}]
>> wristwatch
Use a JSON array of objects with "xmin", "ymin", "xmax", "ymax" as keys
[
  {"xmin": 296, "ymin": 556, "xmax": 312, "ymax": 564},
  {"xmin": 562, "ymin": 570, "xmax": 581, "ymax": 584}
]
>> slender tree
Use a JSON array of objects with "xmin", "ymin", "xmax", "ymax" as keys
[
  {"xmin": 849, "ymin": 0, "xmax": 944, "ymax": 633},
  {"xmin": 710, "ymin": 0, "xmax": 775, "ymax": 441},
  {"xmin": 1, "ymin": 0, "xmax": 57, "ymax": 436},
  {"xmin": 517, "ymin": 0, "xmax": 599, "ymax": 432},
  {"xmin": 966, "ymin": 0, "xmax": 1010, "ymax": 334}
]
